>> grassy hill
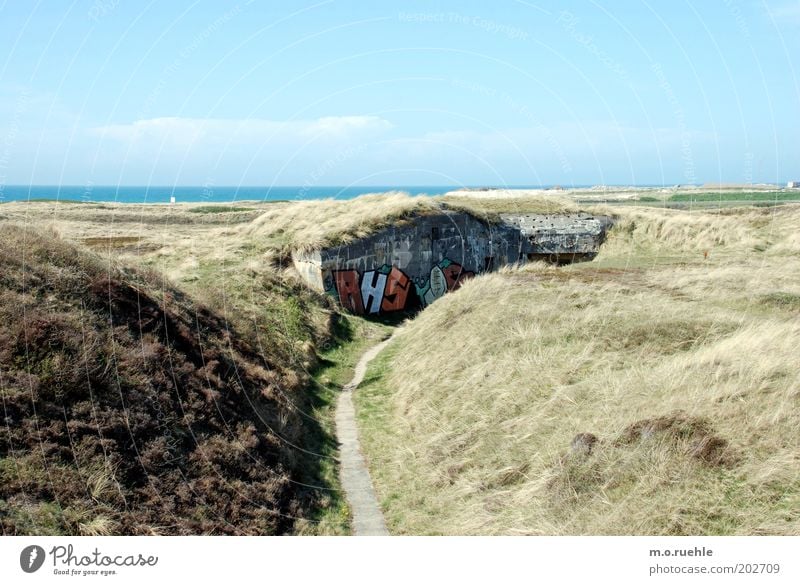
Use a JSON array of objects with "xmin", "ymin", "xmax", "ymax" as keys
[
  {"xmin": 355, "ymin": 204, "xmax": 800, "ymax": 535},
  {"xmin": 4, "ymin": 194, "xmax": 796, "ymax": 536},
  {"xmin": 0, "ymin": 195, "xmax": 419, "ymax": 535},
  {"xmin": 0, "ymin": 224, "xmax": 341, "ymax": 535}
]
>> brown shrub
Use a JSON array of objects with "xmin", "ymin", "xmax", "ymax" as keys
[
  {"xmin": 618, "ymin": 411, "xmax": 735, "ymax": 466},
  {"xmin": 570, "ymin": 432, "xmax": 599, "ymax": 456},
  {"xmin": 0, "ymin": 224, "xmax": 319, "ymax": 535}
]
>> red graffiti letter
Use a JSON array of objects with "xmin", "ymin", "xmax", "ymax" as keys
[
  {"xmin": 334, "ymin": 270, "xmax": 364, "ymax": 314},
  {"xmin": 381, "ymin": 267, "xmax": 411, "ymax": 312},
  {"xmin": 442, "ymin": 262, "xmax": 475, "ymax": 291}
]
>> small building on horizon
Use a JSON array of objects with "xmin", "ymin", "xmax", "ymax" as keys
[{"xmin": 788, "ymin": 181, "xmax": 800, "ymax": 189}]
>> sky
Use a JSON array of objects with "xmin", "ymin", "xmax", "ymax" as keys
[{"xmin": 0, "ymin": 0, "xmax": 798, "ymax": 187}]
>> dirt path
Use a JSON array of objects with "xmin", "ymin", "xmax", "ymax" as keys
[{"xmin": 335, "ymin": 337, "xmax": 392, "ymax": 536}]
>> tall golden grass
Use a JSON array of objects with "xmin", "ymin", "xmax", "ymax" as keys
[
  {"xmin": 244, "ymin": 192, "xmax": 438, "ymax": 252},
  {"xmin": 244, "ymin": 191, "xmax": 577, "ymax": 252},
  {"xmin": 355, "ymin": 204, "xmax": 800, "ymax": 535}
]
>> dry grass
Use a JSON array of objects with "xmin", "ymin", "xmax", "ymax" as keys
[
  {"xmin": 355, "ymin": 204, "xmax": 800, "ymax": 535},
  {"xmin": 0, "ymin": 199, "xmax": 344, "ymax": 370},
  {"xmin": 442, "ymin": 193, "xmax": 578, "ymax": 221},
  {"xmin": 85, "ymin": 462, "xmax": 120, "ymax": 503},
  {"xmin": 244, "ymin": 192, "xmax": 440, "ymax": 252},
  {"xmin": 78, "ymin": 515, "xmax": 119, "ymax": 536}
]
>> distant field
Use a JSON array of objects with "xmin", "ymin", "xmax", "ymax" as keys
[
  {"xmin": 573, "ymin": 191, "xmax": 800, "ymax": 210},
  {"xmin": 187, "ymin": 205, "xmax": 256, "ymax": 213},
  {"xmin": 668, "ymin": 191, "xmax": 800, "ymax": 202}
]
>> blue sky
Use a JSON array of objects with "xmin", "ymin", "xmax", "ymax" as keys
[{"xmin": 0, "ymin": 0, "xmax": 798, "ymax": 187}]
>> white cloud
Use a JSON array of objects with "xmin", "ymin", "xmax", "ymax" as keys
[
  {"xmin": 91, "ymin": 115, "xmax": 393, "ymax": 148},
  {"xmin": 362, "ymin": 122, "xmax": 719, "ymax": 186},
  {"xmin": 384, "ymin": 123, "xmax": 715, "ymax": 161},
  {"xmin": 19, "ymin": 113, "xmax": 719, "ymax": 186},
  {"xmin": 764, "ymin": 1, "xmax": 800, "ymax": 24},
  {"xmin": 82, "ymin": 115, "xmax": 395, "ymax": 185}
]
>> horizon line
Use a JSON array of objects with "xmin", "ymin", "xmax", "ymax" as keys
[{"xmin": 1, "ymin": 182, "xmax": 788, "ymax": 189}]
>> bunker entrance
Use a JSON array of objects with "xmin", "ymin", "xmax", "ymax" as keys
[{"xmin": 526, "ymin": 252, "xmax": 595, "ymax": 266}]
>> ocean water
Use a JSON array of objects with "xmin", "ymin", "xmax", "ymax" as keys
[{"xmin": 0, "ymin": 185, "xmax": 466, "ymax": 204}]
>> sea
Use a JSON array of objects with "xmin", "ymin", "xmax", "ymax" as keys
[{"xmin": 0, "ymin": 185, "xmax": 477, "ymax": 204}]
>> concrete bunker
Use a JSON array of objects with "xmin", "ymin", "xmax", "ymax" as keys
[{"xmin": 293, "ymin": 210, "xmax": 613, "ymax": 315}]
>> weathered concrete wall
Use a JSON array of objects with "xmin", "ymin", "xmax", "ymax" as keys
[
  {"xmin": 292, "ymin": 249, "xmax": 324, "ymax": 291},
  {"xmin": 313, "ymin": 213, "xmax": 494, "ymax": 314},
  {"xmin": 292, "ymin": 211, "xmax": 611, "ymax": 315},
  {"xmin": 502, "ymin": 213, "xmax": 612, "ymax": 261}
]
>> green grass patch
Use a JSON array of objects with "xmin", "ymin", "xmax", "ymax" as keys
[
  {"xmin": 669, "ymin": 191, "xmax": 799, "ymax": 203},
  {"xmin": 353, "ymin": 344, "xmax": 395, "ymax": 423},
  {"xmin": 759, "ymin": 292, "xmax": 800, "ymax": 311},
  {"xmin": 295, "ymin": 314, "xmax": 393, "ymax": 535},
  {"xmin": 82, "ymin": 236, "xmax": 144, "ymax": 248},
  {"xmin": 0, "ymin": 498, "xmax": 68, "ymax": 535},
  {"xmin": 351, "ymin": 343, "xmax": 403, "ymax": 529}
]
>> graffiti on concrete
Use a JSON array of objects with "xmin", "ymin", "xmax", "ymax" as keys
[
  {"xmin": 381, "ymin": 266, "xmax": 412, "ymax": 312},
  {"xmin": 442, "ymin": 260, "xmax": 474, "ymax": 291},
  {"xmin": 360, "ymin": 269, "xmax": 388, "ymax": 314},
  {"xmin": 330, "ymin": 264, "xmax": 412, "ymax": 315},
  {"xmin": 415, "ymin": 258, "xmax": 475, "ymax": 308},
  {"xmin": 295, "ymin": 210, "xmax": 612, "ymax": 316},
  {"xmin": 333, "ymin": 269, "xmax": 364, "ymax": 314},
  {"xmin": 328, "ymin": 258, "xmax": 473, "ymax": 315}
]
